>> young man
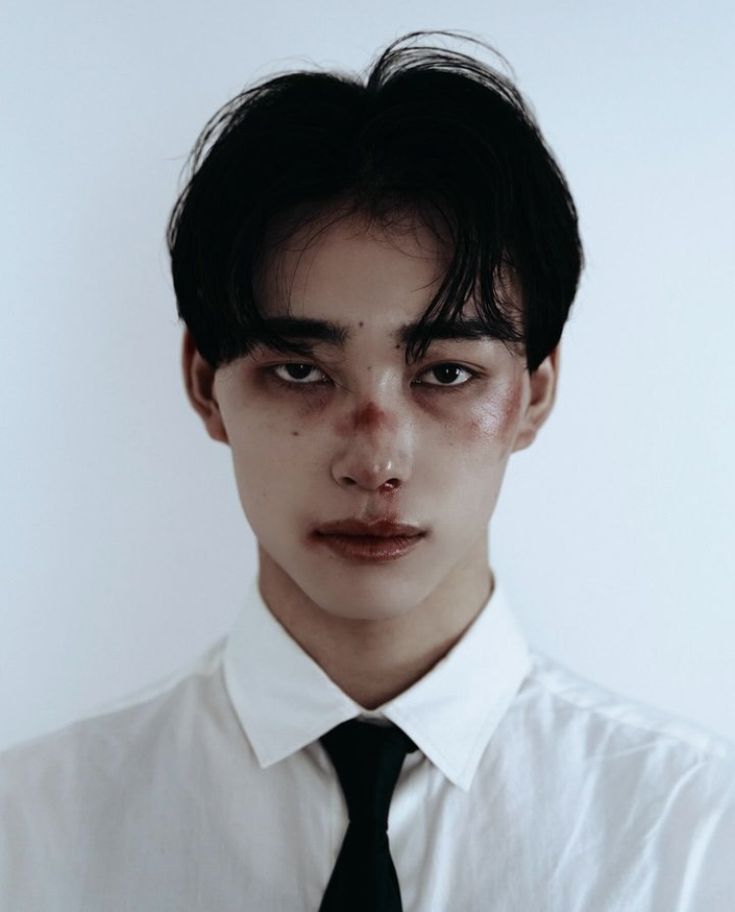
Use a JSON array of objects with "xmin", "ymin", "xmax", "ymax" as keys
[{"xmin": 2, "ymin": 30, "xmax": 733, "ymax": 911}]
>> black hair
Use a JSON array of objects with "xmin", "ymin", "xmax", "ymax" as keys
[{"xmin": 166, "ymin": 29, "xmax": 584, "ymax": 374}]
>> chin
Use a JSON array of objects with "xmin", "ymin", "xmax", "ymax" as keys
[
  {"xmin": 258, "ymin": 534, "xmax": 448, "ymax": 618},
  {"xmin": 301, "ymin": 560, "xmax": 442, "ymax": 620}
]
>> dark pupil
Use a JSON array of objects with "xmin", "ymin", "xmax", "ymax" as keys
[
  {"xmin": 287, "ymin": 364, "xmax": 312, "ymax": 380},
  {"xmin": 434, "ymin": 364, "xmax": 460, "ymax": 384}
]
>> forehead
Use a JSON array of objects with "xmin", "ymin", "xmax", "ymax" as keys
[
  {"xmin": 259, "ymin": 208, "xmax": 454, "ymax": 321},
  {"xmin": 251, "ymin": 205, "xmax": 524, "ymax": 360}
]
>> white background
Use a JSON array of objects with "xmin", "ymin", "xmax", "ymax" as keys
[{"xmin": 2, "ymin": 0, "xmax": 733, "ymax": 751}]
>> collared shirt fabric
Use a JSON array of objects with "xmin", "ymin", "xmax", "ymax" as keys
[{"xmin": 2, "ymin": 578, "xmax": 734, "ymax": 911}]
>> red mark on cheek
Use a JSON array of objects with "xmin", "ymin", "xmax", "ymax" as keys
[{"xmin": 470, "ymin": 383, "xmax": 524, "ymax": 440}]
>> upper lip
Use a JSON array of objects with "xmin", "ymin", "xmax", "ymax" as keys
[{"xmin": 315, "ymin": 519, "xmax": 425, "ymax": 538}]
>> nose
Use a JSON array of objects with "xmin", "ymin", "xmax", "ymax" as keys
[{"xmin": 330, "ymin": 399, "xmax": 412, "ymax": 493}]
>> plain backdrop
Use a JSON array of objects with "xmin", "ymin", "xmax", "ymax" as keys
[{"xmin": 2, "ymin": 0, "xmax": 734, "ymax": 751}]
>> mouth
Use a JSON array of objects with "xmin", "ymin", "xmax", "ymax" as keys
[
  {"xmin": 311, "ymin": 532, "xmax": 426, "ymax": 563},
  {"xmin": 314, "ymin": 518, "xmax": 425, "ymax": 537}
]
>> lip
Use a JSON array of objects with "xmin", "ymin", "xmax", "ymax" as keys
[
  {"xmin": 312, "ymin": 532, "xmax": 425, "ymax": 563},
  {"xmin": 314, "ymin": 519, "xmax": 425, "ymax": 537}
]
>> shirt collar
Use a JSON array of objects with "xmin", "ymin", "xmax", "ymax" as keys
[{"xmin": 223, "ymin": 575, "xmax": 531, "ymax": 792}]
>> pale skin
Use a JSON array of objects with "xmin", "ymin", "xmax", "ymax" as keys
[{"xmin": 183, "ymin": 210, "xmax": 559, "ymax": 710}]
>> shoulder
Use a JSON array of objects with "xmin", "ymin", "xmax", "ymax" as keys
[
  {"xmin": 0, "ymin": 639, "xmax": 231, "ymax": 907},
  {"xmin": 524, "ymin": 649, "xmax": 734, "ymax": 762},
  {"xmin": 0, "ymin": 636, "xmax": 228, "ymax": 812},
  {"xmin": 518, "ymin": 650, "xmax": 735, "ymax": 827},
  {"xmin": 523, "ymin": 652, "xmax": 735, "ymax": 902}
]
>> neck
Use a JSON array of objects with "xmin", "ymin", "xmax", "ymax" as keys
[{"xmin": 257, "ymin": 542, "xmax": 494, "ymax": 710}]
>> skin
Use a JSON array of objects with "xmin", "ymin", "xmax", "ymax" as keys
[{"xmin": 183, "ymin": 211, "xmax": 559, "ymax": 710}]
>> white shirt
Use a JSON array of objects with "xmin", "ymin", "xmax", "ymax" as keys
[{"xmin": 2, "ymin": 578, "xmax": 734, "ymax": 911}]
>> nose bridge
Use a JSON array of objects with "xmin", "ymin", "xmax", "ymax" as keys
[
  {"xmin": 350, "ymin": 400, "xmax": 397, "ymax": 435},
  {"xmin": 334, "ymin": 366, "xmax": 405, "ymax": 436},
  {"xmin": 331, "ymin": 372, "xmax": 413, "ymax": 491}
]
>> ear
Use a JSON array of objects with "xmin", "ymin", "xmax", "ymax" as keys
[
  {"xmin": 511, "ymin": 345, "xmax": 560, "ymax": 453},
  {"xmin": 181, "ymin": 328, "xmax": 229, "ymax": 444}
]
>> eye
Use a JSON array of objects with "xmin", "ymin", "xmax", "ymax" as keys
[
  {"xmin": 415, "ymin": 363, "xmax": 477, "ymax": 388},
  {"xmin": 270, "ymin": 363, "xmax": 330, "ymax": 385},
  {"xmin": 266, "ymin": 361, "xmax": 478, "ymax": 389}
]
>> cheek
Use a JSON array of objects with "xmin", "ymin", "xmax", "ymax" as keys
[
  {"xmin": 226, "ymin": 374, "xmax": 524, "ymax": 464},
  {"xmin": 228, "ymin": 423, "xmax": 289, "ymax": 497},
  {"xmin": 468, "ymin": 382, "xmax": 524, "ymax": 443}
]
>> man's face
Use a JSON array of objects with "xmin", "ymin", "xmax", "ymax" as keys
[{"xmin": 187, "ymin": 212, "xmax": 557, "ymax": 622}]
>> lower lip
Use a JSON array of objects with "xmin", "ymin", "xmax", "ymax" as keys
[{"xmin": 314, "ymin": 533, "xmax": 425, "ymax": 562}]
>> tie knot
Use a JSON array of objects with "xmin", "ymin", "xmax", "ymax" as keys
[{"xmin": 320, "ymin": 719, "xmax": 418, "ymax": 827}]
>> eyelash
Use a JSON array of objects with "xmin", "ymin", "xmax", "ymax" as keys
[{"xmin": 266, "ymin": 362, "xmax": 480, "ymax": 392}]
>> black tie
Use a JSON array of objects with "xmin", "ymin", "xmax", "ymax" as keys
[{"xmin": 318, "ymin": 718, "xmax": 419, "ymax": 912}]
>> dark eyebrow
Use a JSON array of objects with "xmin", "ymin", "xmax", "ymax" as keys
[{"xmin": 258, "ymin": 316, "xmax": 494, "ymax": 348}]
